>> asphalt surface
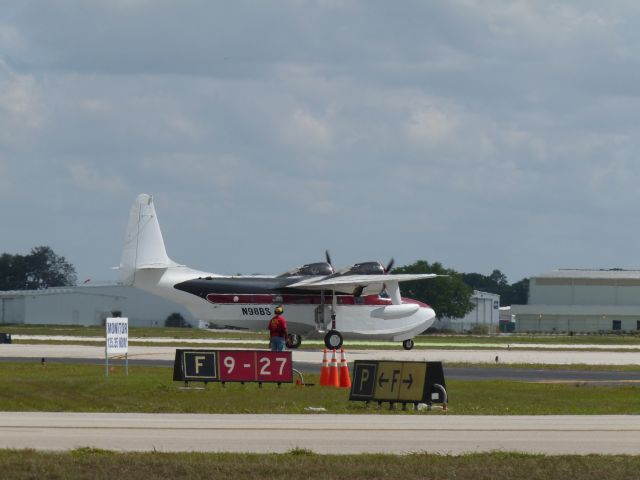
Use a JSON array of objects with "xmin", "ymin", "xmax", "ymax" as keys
[
  {"xmin": 2, "ymin": 412, "xmax": 640, "ymax": 454},
  {"xmin": 3, "ymin": 341, "xmax": 640, "ymax": 384},
  {"xmin": 1, "ymin": 341, "xmax": 640, "ymax": 454},
  {"xmin": 4, "ymin": 341, "xmax": 640, "ymax": 365}
]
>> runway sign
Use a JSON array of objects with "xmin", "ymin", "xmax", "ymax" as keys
[
  {"xmin": 182, "ymin": 351, "xmax": 218, "ymax": 381},
  {"xmin": 105, "ymin": 317, "xmax": 128, "ymax": 354},
  {"xmin": 173, "ymin": 349, "xmax": 292, "ymax": 384},
  {"xmin": 349, "ymin": 360, "xmax": 446, "ymax": 404},
  {"xmin": 350, "ymin": 362, "xmax": 378, "ymax": 400}
]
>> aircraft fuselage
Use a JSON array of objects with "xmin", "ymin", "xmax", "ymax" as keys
[{"xmin": 136, "ymin": 268, "xmax": 436, "ymax": 342}]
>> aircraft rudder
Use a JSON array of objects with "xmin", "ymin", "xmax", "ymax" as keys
[{"xmin": 119, "ymin": 193, "xmax": 176, "ymax": 285}]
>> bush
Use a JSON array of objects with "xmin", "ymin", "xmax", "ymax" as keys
[
  {"xmin": 469, "ymin": 324, "xmax": 490, "ymax": 335},
  {"xmin": 164, "ymin": 313, "xmax": 191, "ymax": 328}
]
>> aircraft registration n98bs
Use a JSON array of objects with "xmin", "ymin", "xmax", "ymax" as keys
[{"xmin": 119, "ymin": 194, "xmax": 440, "ymax": 350}]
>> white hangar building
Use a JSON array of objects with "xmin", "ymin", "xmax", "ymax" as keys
[
  {"xmin": 0, "ymin": 285, "xmax": 196, "ymax": 328},
  {"xmin": 435, "ymin": 290, "xmax": 500, "ymax": 333},
  {"xmin": 511, "ymin": 269, "xmax": 640, "ymax": 333}
]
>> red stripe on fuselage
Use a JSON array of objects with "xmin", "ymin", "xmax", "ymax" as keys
[{"xmin": 205, "ymin": 293, "xmax": 398, "ymax": 306}]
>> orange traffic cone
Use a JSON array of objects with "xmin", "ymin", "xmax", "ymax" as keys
[
  {"xmin": 327, "ymin": 349, "xmax": 340, "ymax": 388},
  {"xmin": 339, "ymin": 348, "xmax": 351, "ymax": 389},
  {"xmin": 319, "ymin": 349, "xmax": 330, "ymax": 386}
]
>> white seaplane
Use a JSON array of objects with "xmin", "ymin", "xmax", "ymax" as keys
[{"xmin": 119, "ymin": 194, "xmax": 440, "ymax": 350}]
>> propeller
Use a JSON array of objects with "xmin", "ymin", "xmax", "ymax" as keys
[
  {"xmin": 325, "ymin": 250, "xmax": 333, "ymax": 268},
  {"xmin": 325, "ymin": 249, "xmax": 337, "ymax": 274},
  {"xmin": 384, "ymin": 258, "xmax": 395, "ymax": 273},
  {"xmin": 379, "ymin": 257, "xmax": 395, "ymax": 296}
]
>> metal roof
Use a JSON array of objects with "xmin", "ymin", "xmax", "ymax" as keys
[
  {"xmin": 0, "ymin": 285, "xmax": 124, "ymax": 298},
  {"xmin": 0, "ymin": 288, "xmax": 75, "ymax": 297},
  {"xmin": 535, "ymin": 269, "xmax": 640, "ymax": 280}
]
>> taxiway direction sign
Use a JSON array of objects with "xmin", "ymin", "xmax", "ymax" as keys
[{"xmin": 349, "ymin": 360, "xmax": 446, "ymax": 404}]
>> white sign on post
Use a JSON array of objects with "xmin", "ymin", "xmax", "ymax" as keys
[{"xmin": 106, "ymin": 317, "xmax": 129, "ymax": 354}]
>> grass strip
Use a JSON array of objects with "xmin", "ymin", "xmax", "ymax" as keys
[
  {"xmin": 2, "ymin": 325, "xmax": 267, "ymax": 340},
  {"xmin": 0, "ymin": 363, "xmax": 639, "ymax": 414},
  {"xmin": 1, "ymin": 450, "xmax": 640, "ymax": 480}
]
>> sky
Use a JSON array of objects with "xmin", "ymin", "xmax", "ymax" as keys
[{"xmin": 2, "ymin": 0, "xmax": 640, "ymax": 285}]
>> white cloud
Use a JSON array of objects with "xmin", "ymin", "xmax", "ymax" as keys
[
  {"xmin": 66, "ymin": 164, "xmax": 127, "ymax": 193},
  {"xmin": 5, "ymin": 1, "xmax": 640, "ymax": 283},
  {"xmin": 164, "ymin": 114, "xmax": 206, "ymax": 140},
  {"xmin": 0, "ymin": 157, "xmax": 12, "ymax": 195},
  {"xmin": 141, "ymin": 154, "xmax": 248, "ymax": 191},
  {"xmin": 270, "ymin": 178, "xmax": 342, "ymax": 216},
  {"xmin": 0, "ymin": 60, "xmax": 47, "ymax": 158},
  {"xmin": 0, "ymin": 59, "xmax": 43, "ymax": 125},
  {"xmin": 0, "ymin": 23, "xmax": 27, "ymax": 57},
  {"xmin": 406, "ymin": 105, "xmax": 458, "ymax": 148},
  {"xmin": 281, "ymin": 108, "xmax": 333, "ymax": 151},
  {"xmin": 79, "ymin": 99, "xmax": 113, "ymax": 114},
  {"xmin": 109, "ymin": 0, "xmax": 155, "ymax": 10}
]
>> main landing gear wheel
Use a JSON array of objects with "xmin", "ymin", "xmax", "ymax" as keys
[
  {"xmin": 324, "ymin": 330, "xmax": 343, "ymax": 350},
  {"xmin": 286, "ymin": 333, "xmax": 302, "ymax": 349},
  {"xmin": 402, "ymin": 339, "xmax": 415, "ymax": 351}
]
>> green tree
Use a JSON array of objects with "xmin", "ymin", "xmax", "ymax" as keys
[
  {"xmin": 0, "ymin": 253, "xmax": 27, "ymax": 290},
  {"xmin": 392, "ymin": 260, "xmax": 474, "ymax": 319},
  {"xmin": 462, "ymin": 269, "xmax": 508, "ymax": 294},
  {"xmin": 462, "ymin": 269, "xmax": 529, "ymax": 306},
  {"xmin": 504, "ymin": 278, "xmax": 529, "ymax": 305},
  {"xmin": 0, "ymin": 246, "xmax": 77, "ymax": 290}
]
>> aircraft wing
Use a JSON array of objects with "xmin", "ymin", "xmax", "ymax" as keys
[{"xmin": 287, "ymin": 273, "xmax": 441, "ymax": 294}]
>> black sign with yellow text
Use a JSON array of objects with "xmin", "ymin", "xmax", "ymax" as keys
[{"xmin": 349, "ymin": 360, "xmax": 446, "ymax": 404}]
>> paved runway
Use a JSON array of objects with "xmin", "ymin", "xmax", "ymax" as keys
[
  {"xmin": 2, "ymin": 342, "xmax": 640, "ymax": 455},
  {"xmin": 1, "ymin": 412, "xmax": 639, "ymax": 455},
  {"xmin": 12, "ymin": 334, "xmax": 640, "ymax": 350},
  {"xmin": 3, "ymin": 342, "xmax": 640, "ymax": 365}
]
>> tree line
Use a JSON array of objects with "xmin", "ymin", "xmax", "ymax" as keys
[
  {"xmin": 0, "ymin": 246, "xmax": 77, "ymax": 290},
  {"xmin": 392, "ymin": 260, "xmax": 529, "ymax": 319},
  {"xmin": 0, "ymin": 247, "xmax": 529, "ymax": 319}
]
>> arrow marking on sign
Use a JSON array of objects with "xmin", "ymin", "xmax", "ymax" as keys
[
  {"xmin": 378, "ymin": 373, "xmax": 389, "ymax": 388},
  {"xmin": 402, "ymin": 373, "xmax": 413, "ymax": 388}
]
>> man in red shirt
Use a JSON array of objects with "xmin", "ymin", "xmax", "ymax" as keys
[{"xmin": 268, "ymin": 306, "xmax": 288, "ymax": 351}]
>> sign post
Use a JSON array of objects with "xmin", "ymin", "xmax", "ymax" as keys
[{"xmin": 105, "ymin": 317, "xmax": 129, "ymax": 377}]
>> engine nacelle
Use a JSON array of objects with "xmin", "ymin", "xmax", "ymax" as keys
[
  {"xmin": 278, "ymin": 262, "xmax": 334, "ymax": 277},
  {"xmin": 341, "ymin": 261, "xmax": 385, "ymax": 275}
]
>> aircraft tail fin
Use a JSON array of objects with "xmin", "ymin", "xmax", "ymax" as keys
[{"xmin": 119, "ymin": 193, "xmax": 178, "ymax": 285}]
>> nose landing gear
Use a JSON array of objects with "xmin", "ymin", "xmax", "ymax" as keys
[
  {"xmin": 324, "ymin": 329, "xmax": 343, "ymax": 350},
  {"xmin": 323, "ymin": 298, "xmax": 344, "ymax": 350}
]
